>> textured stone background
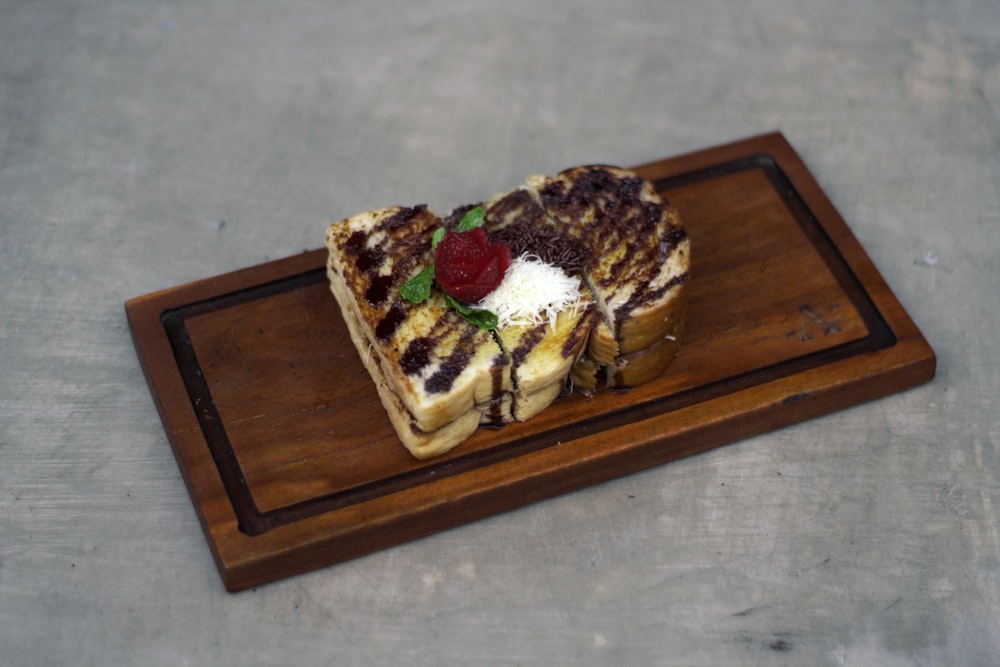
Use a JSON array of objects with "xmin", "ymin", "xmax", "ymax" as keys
[{"xmin": 2, "ymin": 1, "xmax": 998, "ymax": 665}]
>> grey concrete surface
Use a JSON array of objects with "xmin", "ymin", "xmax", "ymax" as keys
[{"xmin": 2, "ymin": 1, "xmax": 998, "ymax": 665}]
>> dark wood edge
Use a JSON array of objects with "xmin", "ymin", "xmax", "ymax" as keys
[
  {"xmin": 219, "ymin": 337, "xmax": 935, "ymax": 592},
  {"xmin": 125, "ymin": 250, "xmax": 331, "ymax": 569}
]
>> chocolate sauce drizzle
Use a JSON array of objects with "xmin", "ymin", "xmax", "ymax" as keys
[{"xmin": 539, "ymin": 166, "xmax": 687, "ymax": 315}]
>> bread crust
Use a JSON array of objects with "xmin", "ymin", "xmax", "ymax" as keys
[
  {"xmin": 498, "ymin": 303, "xmax": 594, "ymax": 421},
  {"xmin": 609, "ymin": 295, "xmax": 687, "ymax": 387},
  {"xmin": 326, "ymin": 260, "xmax": 483, "ymax": 458},
  {"xmin": 615, "ymin": 273, "xmax": 689, "ymax": 356}
]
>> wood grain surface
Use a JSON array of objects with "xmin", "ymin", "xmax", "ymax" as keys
[{"xmin": 125, "ymin": 132, "xmax": 935, "ymax": 591}]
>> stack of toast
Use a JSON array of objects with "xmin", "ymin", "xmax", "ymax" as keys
[{"xmin": 326, "ymin": 166, "xmax": 690, "ymax": 459}]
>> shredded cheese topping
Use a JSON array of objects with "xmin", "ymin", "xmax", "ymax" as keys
[{"xmin": 477, "ymin": 254, "xmax": 583, "ymax": 330}]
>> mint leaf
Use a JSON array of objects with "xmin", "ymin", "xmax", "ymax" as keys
[
  {"xmin": 445, "ymin": 294, "xmax": 474, "ymax": 315},
  {"xmin": 460, "ymin": 308, "xmax": 498, "ymax": 330},
  {"xmin": 400, "ymin": 266, "xmax": 435, "ymax": 304},
  {"xmin": 404, "ymin": 228, "xmax": 445, "ymax": 304},
  {"xmin": 445, "ymin": 295, "xmax": 498, "ymax": 330},
  {"xmin": 455, "ymin": 206, "xmax": 486, "ymax": 232},
  {"xmin": 430, "ymin": 227, "xmax": 446, "ymax": 251}
]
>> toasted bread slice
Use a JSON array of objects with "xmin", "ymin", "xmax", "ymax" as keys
[
  {"xmin": 476, "ymin": 189, "xmax": 596, "ymax": 419},
  {"xmin": 502, "ymin": 307, "xmax": 595, "ymax": 419},
  {"xmin": 326, "ymin": 205, "xmax": 513, "ymax": 458},
  {"xmin": 327, "ymin": 266, "xmax": 485, "ymax": 458},
  {"xmin": 526, "ymin": 166, "xmax": 690, "ymax": 387}
]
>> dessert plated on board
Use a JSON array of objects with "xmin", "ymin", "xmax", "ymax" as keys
[{"xmin": 326, "ymin": 166, "xmax": 690, "ymax": 459}]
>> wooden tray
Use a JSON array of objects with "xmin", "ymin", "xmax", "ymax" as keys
[{"xmin": 126, "ymin": 132, "xmax": 935, "ymax": 592}]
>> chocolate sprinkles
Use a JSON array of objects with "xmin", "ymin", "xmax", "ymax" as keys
[{"xmin": 491, "ymin": 221, "xmax": 585, "ymax": 277}]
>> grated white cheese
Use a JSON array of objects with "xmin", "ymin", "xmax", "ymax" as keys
[{"xmin": 477, "ymin": 254, "xmax": 584, "ymax": 330}]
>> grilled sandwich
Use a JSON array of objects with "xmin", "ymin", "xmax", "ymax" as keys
[{"xmin": 325, "ymin": 166, "xmax": 689, "ymax": 458}]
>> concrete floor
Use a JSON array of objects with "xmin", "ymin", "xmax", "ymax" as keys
[{"xmin": 2, "ymin": 1, "xmax": 998, "ymax": 665}]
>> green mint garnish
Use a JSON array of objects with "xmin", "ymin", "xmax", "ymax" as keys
[
  {"xmin": 430, "ymin": 227, "xmax": 446, "ymax": 251},
  {"xmin": 401, "ymin": 227, "xmax": 446, "ymax": 304},
  {"xmin": 455, "ymin": 206, "xmax": 486, "ymax": 232},
  {"xmin": 400, "ymin": 265, "xmax": 435, "ymax": 304},
  {"xmin": 446, "ymin": 295, "xmax": 499, "ymax": 330}
]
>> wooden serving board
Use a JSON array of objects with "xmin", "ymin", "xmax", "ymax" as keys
[{"xmin": 126, "ymin": 132, "xmax": 935, "ymax": 592}]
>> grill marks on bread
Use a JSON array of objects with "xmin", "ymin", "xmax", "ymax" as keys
[
  {"xmin": 327, "ymin": 206, "xmax": 512, "ymax": 448},
  {"xmin": 535, "ymin": 167, "xmax": 684, "ymax": 320},
  {"xmin": 338, "ymin": 206, "xmax": 507, "ymax": 397},
  {"xmin": 525, "ymin": 166, "xmax": 691, "ymax": 386}
]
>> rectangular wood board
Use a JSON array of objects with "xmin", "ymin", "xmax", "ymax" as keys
[{"xmin": 126, "ymin": 132, "xmax": 936, "ymax": 592}]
